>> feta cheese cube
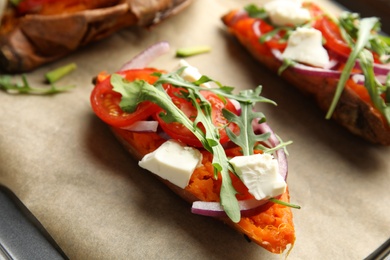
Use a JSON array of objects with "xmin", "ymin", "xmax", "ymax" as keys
[
  {"xmin": 176, "ymin": 60, "xmax": 212, "ymax": 88},
  {"xmin": 229, "ymin": 153, "xmax": 286, "ymax": 200},
  {"xmin": 139, "ymin": 140, "xmax": 202, "ymax": 189},
  {"xmin": 264, "ymin": 0, "xmax": 311, "ymax": 26},
  {"xmin": 282, "ymin": 27, "xmax": 330, "ymax": 68}
]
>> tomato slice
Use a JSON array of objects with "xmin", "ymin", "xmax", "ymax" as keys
[
  {"xmin": 156, "ymin": 87, "xmax": 239, "ymax": 147},
  {"xmin": 90, "ymin": 69, "xmax": 162, "ymax": 128},
  {"xmin": 314, "ymin": 16, "xmax": 351, "ymax": 57},
  {"xmin": 254, "ymin": 20, "xmax": 287, "ymax": 51}
]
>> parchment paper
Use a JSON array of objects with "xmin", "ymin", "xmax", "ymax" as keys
[{"xmin": 1, "ymin": 0, "xmax": 389, "ymax": 259}]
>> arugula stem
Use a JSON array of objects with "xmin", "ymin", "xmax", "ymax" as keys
[
  {"xmin": 45, "ymin": 63, "xmax": 77, "ymax": 84},
  {"xmin": 269, "ymin": 198, "xmax": 301, "ymax": 209},
  {"xmin": 0, "ymin": 75, "xmax": 75, "ymax": 95},
  {"xmin": 176, "ymin": 46, "xmax": 211, "ymax": 57}
]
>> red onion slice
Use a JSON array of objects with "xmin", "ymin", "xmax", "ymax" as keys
[
  {"xmin": 191, "ymin": 198, "xmax": 271, "ymax": 218},
  {"xmin": 373, "ymin": 62, "xmax": 390, "ymax": 75},
  {"xmin": 252, "ymin": 20, "xmax": 263, "ymax": 38},
  {"xmin": 354, "ymin": 60, "xmax": 390, "ymax": 76},
  {"xmin": 120, "ymin": 121, "xmax": 158, "ymax": 132},
  {"xmin": 119, "ymin": 41, "xmax": 170, "ymax": 71},
  {"xmin": 254, "ymin": 122, "xmax": 288, "ymax": 181},
  {"xmin": 271, "ymin": 49, "xmax": 342, "ymax": 78},
  {"xmin": 225, "ymin": 9, "xmax": 248, "ymax": 27}
]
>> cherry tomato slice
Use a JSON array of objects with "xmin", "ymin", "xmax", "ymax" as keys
[
  {"xmin": 156, "ymin": 87, "xmax": 239, "ymax": 147},
  {"xmin": 314, "ymin": 16, "xmax": 351, "ymax": 57},
  {"xmin": 254, "ymin": 20, "xmax": 287, "ymax": 51},
  {"xmin": 90, "ymin": 69, "xmax": 161, "ymax": 128}
]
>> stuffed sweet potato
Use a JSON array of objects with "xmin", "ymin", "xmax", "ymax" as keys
[
  {"xmin": 222, "ymin": 1, "xmax": 390, "ymax": 145},
  {"xmin": 89, "ymin": 42, "xmax": 298, "ymax": 254}
]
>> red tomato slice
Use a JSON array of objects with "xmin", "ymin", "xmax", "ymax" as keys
[
  {"xmin": 314, "ymin": 16, "xmax": 351, "ymax": 57},
  {"xmin": 254, "ymin": 20, "xmax": 287, "ymax": 51},
  {"xmin": 303, "ymin": 1, "xmax": 324, "ymax": 18},
  {"xmin": 90, "ymin": 69, "xmax": 162, "ymax": 128},
  {"xmin": 156, "ymin": 87, "xmax": 239, "ymax": 147}
]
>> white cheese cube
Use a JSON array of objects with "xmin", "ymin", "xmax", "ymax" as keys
[
  {"xmin": 264, "ymin": 0, "xmax": 311, "ymax": 26},
  {"xmin": 282, "ymin": 27, "xmax": 330, "ymax": 68},
  {"xmin": 138, "ymin": 140, "xmax": 202, "ymax": 189},
  {"xmin": 176, "ymin": 59, "xmax": 211, "ymax": 88},
  {"xmin": 229, "ymin": 153, "xmax": 286, "ymax": 200}
]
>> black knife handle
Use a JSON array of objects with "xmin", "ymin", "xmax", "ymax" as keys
[{"xmin": 0, "ymin": 185, "xmax": 68, "ymax": 260}]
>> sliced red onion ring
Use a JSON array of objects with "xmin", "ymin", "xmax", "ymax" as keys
[
  {"xmin": 373, "ymin": 63, "xmax": 390, "ymax": 75},
  {"xmin": 119, "ymin": 41, "xmax": 170, "ymax": 71},
  {"xmin": 226, "ymin": 9, "xmax": 248, "ymax": 27},
  {"xmin": 254, "ymin": 122, "xmax": 288, "ymax": 181},
  {"xmin": 191, "ymin": 198, "xmax": 271, "ymax": 218},
  {"xmin": 252, "ymin": 20, "xmax": 263, "ymax": 38},
  {"xmin": 271, "ymin": 49, "xmax": 342, "ymax": 78},
  {"xmin": 354, "ymin": 61, "xmax": 390, "ymax": 76},
  {"xmin": 120, "ymin": 121, "xmax": 159, "ymax": 132}
]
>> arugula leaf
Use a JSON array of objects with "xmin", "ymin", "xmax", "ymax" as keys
[
  {"xmin": 358, "ymin": 50, "xmax": 390, "ymax": 123},
  {"xmin": 278, "ymin": 58, "xmax": 296, "ymax": 76},
  {"xmin": 326, "ymin": 14, "xmax": 390, "ymax": 125},
  {"xmin": 154, "ymin": 69, "xmax": 276, "ymax": 105},
  {"xmin": 244, "ymin": 4, "xmax": 268, "ymax": 19},
  {"xmin": 326, "ymin": 17, "xmax": 379, "ymax": 119},
  {"xmin": 258, "ymin": 26, "xmax": 300, "ymax": 44},
  {"xmin": 0, "ymin": 75, "xmax": 74, "ymax": 95},
  {"xmin": 339, "ymin": 12, "xmax": 389, "ymax": 64},
  {"xmin": 223, "ymin": 89, "xmax": 269, "ymax": 156}
]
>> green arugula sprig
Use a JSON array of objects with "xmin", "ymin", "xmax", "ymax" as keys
[
  {"xmin": 326, "ymin": 16, "xmax": 390, "ymax": 125},
  {"xmin": 244, "ymin": 4, "xmax": 268, "ymax": 19},
  {"xmin": 358, "ymin": 49, "xmax": 390, "ymax": 122},
  {"xmin": 110, "ymin": 68, "xmax": 289, "ymax": 222},
  {"xmin": 339, "ymin": 12, "xmax": 390, "ymax": 64},
  {"xmin": 223, "ymin": 89, "xmax": 292, "ymax": 154},
  {"xmin": 0, "ymin": 75, "xmax": 74, "ymax": 95},
  {"xmin": 222, "ymin": 89, "xmax": 269, "ymax": 156}
]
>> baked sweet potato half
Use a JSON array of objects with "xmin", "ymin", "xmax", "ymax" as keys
[
  {"xmin": 0, "ymin": 0, "xmax": 192, "ymax": 72},
  {"xmin": 222, "ymin": 1, "xmax": 390, "ymax": 145}
]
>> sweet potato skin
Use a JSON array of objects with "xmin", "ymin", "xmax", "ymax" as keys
[
  {"xmin": 110, "ymin": 127, "xmax": 295, "ymax": 254},
  {"xmin": 221, "ymin": 11, "xmax": 390, "ymax": 145},
  {"xmin": 0, "ymin": 0, "xmax": 193, "ymax": 72}
]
